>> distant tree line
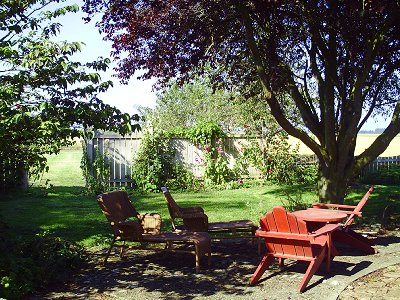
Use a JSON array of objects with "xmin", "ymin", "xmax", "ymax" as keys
[{"xmin": 359, "ymin": 128, "xmax": 386, "ymax": 134}]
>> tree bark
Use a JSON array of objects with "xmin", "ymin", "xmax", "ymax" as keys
[
  {"xmin": 19, "ymin": 169, "xmax": 29, "ymax": 192},
  {"xmin": 317, "ymin": 164, "xmax": 350, "ymax": 204}
]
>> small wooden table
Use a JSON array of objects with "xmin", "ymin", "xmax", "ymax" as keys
[
  {"xmin": 293, "ymin": 208, "xmax": 377, "ymax": 255},
  {"xmin": 292, "ymin": 208, "xmax": 348, "ymax": 223}
]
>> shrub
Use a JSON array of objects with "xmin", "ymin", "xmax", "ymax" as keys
[
  {"xmin": 164, "ymin": 163, "xmax": 201, "ymax": 191},
  {"xmin": 131, "ymin": 131, "xmax": 195, "ymax": 192},
  {"xmin": 184, "ymin": 122, "xmax": 232, "ymax": 186},
  {"xmin": 81, "ymin": 141, "xmax": 111, "ymax": 195},
  {"xmin": 235, "ymin": 137, "xmax": 318, "ymax": 185},
  {"xmin": 0, "ymin": 229, "xmax": 84, "ymax": 300},
  {"xmin": 295, "ymin": 161, "xmax": 318, "ymax": 185},
  {"xmin": 360, "ymin": 164, "xmax": 400, "ymax": 185}
]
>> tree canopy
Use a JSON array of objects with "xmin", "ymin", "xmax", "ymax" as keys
[
  {"xmin": 0, "ymin": 0, "xmax": 139, "ymax": 191},
  {"xmin": 84, "ymin": 0, "xmax": 400, "ymax": 202},
  {"xmin": 140, "ymin": 71, "xmax": 281, "ymax": 137}
]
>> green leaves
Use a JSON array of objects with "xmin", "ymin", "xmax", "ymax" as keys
[{"xmin": 0, "ymin": 0, "xmax": 140, "ymax": 192}]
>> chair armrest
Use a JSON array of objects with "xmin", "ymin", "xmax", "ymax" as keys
[
  {"xmin": 114, "ymin": 220, "xmax": 144, "ymax": 241},
  {"xmin": 311, "ymin": 203, "xmax": 362, "ymax": 217},
  {"xmin": 312, "ymin": 203, "xmax": 357, "ymax": 209},
  {"xmin": 138, "ymin": 213, "xmax": 162, "ymax": 235},
  {"xmin": 182, "ymin": 212, "xmax": 209, "ymax": 231},
  {"xmin": 180, "ymin": 206, "xmax": 205, "ymax": 214},
  {"xmin": 256, "ymin": 230, "xmax": 311, "ymax": 241},
  {"xmin": 312, "ymin": 224, "xmax": 341, "ymax": 237}
]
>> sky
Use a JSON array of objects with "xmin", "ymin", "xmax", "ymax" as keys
[
  {"xmin": 54, "ymin": 1, "xmax": 388, "ymax": 131},
  {"xmin": 55, "ymin": 1, "xmax": 157, "ymax": 116}
]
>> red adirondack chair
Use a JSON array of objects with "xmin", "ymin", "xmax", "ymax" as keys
[
  {"xmin": 312, "ymin": 186, "xmax": 377, "ymax": 254},
  {"xmin": 250, "ymin": 206, "xmax": 339, "ymax": 293}
]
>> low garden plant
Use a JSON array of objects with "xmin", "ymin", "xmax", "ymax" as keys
[{"xmin": 0, "ymin": 227, "xmax": 84, "ymax": 300}]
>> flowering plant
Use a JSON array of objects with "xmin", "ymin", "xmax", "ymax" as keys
[{"xmin": 195, "ymin": 139, "xmax": 230, "ymax": 185}]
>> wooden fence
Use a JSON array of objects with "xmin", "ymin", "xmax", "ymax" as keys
[
  {"xmin": 359, "ymin": 156, "xmax": 400, "ymax": 177},
  {"xmin": 85, "ymin": 132, "xmax": 400, "ymax": 186},
  {"xmin": 86, "ymin": 131, "xmax": 261, "ymax": 186}
]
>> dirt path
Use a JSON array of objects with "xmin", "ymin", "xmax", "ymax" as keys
[{"xmin": 28, "ymin": 231, "xmax": 400, "ymax": 300}]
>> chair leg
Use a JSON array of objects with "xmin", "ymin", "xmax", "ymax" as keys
[
  {"xmin": 326, "ymin": 235, "xmax": 332, "ymax": 273},
  {"xmin": 250, "ymin": 254, "xmax": 274, "ymax": 284},
  {"xmin": 104, "ymin": 237, "xmax": 117, "ymax": 265},
  {"xmin": 298, "ymin": 248, "xmax": 326, "ymax": 293},
  {"xmin": 164, "ymin": 241, "xmax": 173, "ymax": 249},
  {"xmin": 257, "ymin": 237, "xmax": 262, "ymax": 255},
  {"xmin": 119, "ymin": 241, "xmax": 126, "ymax": 258},
  {"xmin": 279, "ymin": 258, "xmax": 285, "ymax": 268}
]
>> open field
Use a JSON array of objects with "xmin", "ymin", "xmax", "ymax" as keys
[{"xmin": 289, "ymin": 134, "xmax": 400, "ymax": 156}]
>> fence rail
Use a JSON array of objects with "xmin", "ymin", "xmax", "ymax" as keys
[{"xmin": 86, "ymin": 132, "xmax": 400, "ymax": 186}]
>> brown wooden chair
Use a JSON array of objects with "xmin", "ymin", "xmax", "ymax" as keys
[
  {"xmin": 161, "ymin": 186, "xmax": 258, "ymax": 238},
  {"xmin": 312, "ymin": 186, "xmax": 377, "ymax": 254},
  {"xmin": 250, "ymin": 206, "xmax": 339, "ymax": 293},
  {"xmin": 97, "ymin": 190, "xmax": 211, "ymax": 272}
]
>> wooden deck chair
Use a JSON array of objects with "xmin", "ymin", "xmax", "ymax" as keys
[
  {"xmin": 250, "ymin": 206, "xmax": 339, "ymax": 293},
  {"xmin": 97, "ymin": 190, "xmax": 211, "ymax": 272},
  {"xmin": 312, "ymin": 186, "xmax": 377, "ymax": 254},
  {"xmin": 161, "ymin": 186, "xmax": 258, "ymax": 238}
]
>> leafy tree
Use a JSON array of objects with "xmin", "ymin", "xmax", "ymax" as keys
[
  {"xmin": 140, "ymin": 73, "xmax": 240, "ymax": 132},
  {"xmin": 84, "ymin": 0, "xmax": 400, "ymax": 203},
  {"xmin": 0, "ymin": 0, "xmax": 139, "ymax": 192}
]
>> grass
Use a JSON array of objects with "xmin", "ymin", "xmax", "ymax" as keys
[
  {"xmin": 0, "ymin": 149, "xmax": 399, "ymax": 251},
  {"xmin": 34, "ymin": 149, "xmax": 85, "ymax": 187}
]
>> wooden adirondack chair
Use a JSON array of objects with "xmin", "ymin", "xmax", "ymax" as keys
[
  {"xmin": 250, "ymin": 206, "xmax": 339, "ymax": 293},
  {"xmin": 97, "ymin": 190, "xmax": 211, "ymax": 272},
  {"xmin": 161, "ymin": 186, "xmax": 258, "ymax": 237},
  {"xmin": 312, "ymin": 186, "xmax": 377, "ymax": 254}
]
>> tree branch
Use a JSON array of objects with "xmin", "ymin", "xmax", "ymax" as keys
[{"xmin": 238, "ymin": 3, "xmax": 323, "ymax": 159}]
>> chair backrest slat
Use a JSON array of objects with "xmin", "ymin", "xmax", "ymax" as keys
[
  {"xmin": 287, "ymin": 213, "xmax": 308, "ymax": 257},
  {"xmin": 344, "ymin": 186, "xmax": 374, "ymax": 227},
  {"xmin": 274, "ymin": 207, "xmax": 298, "ymax": 256},
  {"xmin": 260, "ymin": 206, "xmax": 312, "ymax": 258},
  {"xmin": 264, "ymin": 208, "xmax": 282, "ymax": 254},
  {"xmin": 97, "ymin": 190, "xmax": 141, "ymax": 237},
  {"xmin": 161, "ymin": 187, "xmax": 182, "ymax": 217}
]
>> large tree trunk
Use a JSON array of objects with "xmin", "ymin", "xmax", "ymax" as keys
[
  {"xmin": 20, "ymin": 169, "xmax": 29, "ymax": 192},
  {"xmin": 317, "ymin": 163, "xmax": 351, "ymax": 204}
]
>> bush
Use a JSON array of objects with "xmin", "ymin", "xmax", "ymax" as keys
[
  {"xmin": 81, "ymin": 143, "xmax": 111, "ymax": 196},
  {"xmin": 0, "ymin": 229, "xmax": 84, "ymax": 300},
  {"xmin": 360, "ymin": 164, "xmax": 400, "ymax": 185},
  {"xmin": 295, "ymin": 162, "xmax": 318, "ymax": 185},
  {"xmin": 131, "ymin": 131, "xmax": 196, "ymax": 192},
  {"xmin": 236, "ymin": 138, "xmax": 318, "ymax": 185},
  {"xmin": 164, "ymin": 163, "xmax": 201, "ymax": 191}
]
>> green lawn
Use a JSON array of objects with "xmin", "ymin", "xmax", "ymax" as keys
[
  {"xmin": 35, "ymin": 149, "xmax": 85, "ymax": 187},
  {"xmin": 1, "ymin": 149, "xmax": 398, "ymax": 250}
]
